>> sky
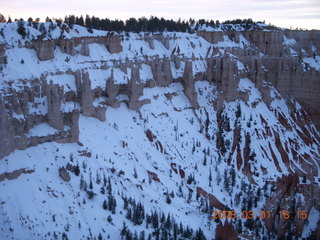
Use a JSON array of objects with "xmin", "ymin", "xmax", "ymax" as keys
[{"xmin": 1, "ymin": 0, "xmax": 320, "ymax": 29}]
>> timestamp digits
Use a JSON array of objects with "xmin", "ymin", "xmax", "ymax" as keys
[{"xmin": 212, "ymin": 210, "xmax": 308, "ymax": 220}]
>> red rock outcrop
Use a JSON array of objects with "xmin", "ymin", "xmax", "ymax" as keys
[
  {"xmin": 196, "ymin": 187, "xmax": 226, "ymax": 210},
  {"xmin": 147, "ymin": 171, "xmax": 161, "ymax": 182},
  {"xmin": 214, "ymin": 220, "xmax": 240, "ymax": 240}
]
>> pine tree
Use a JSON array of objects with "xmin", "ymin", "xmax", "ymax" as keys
[
  {"xmin": 126, "ymin": 208, "xmax": 132, "ymax": 220},
  {"xmin": 223, "ymin": 169, "xmax": 229, "ymax": 192},
  {"xmin": 165, "ymin": 214, "xmax": 171, "ymax": 229},
  {"xmin": 187, "ymin": 174, "xmax": 193, "ymax": 184},
  {"xmin": 98, "ymin": 233, "xmax": 103, "ymax": 240},
  {"xmin": 121, "ymin": 222, "xmax": 128, "ymax": 238},
  {"xmin": 152, "ymin": 211, "xmax": 159, "ymax": 229},
  {"xmin": 192, "ymin": 140, "xmax": 195, "ymax": 154},
  {"xmin": 74, "ymin": 163, "xmax": 80, "ymax": 176},
  {"xmin": 139, "ymin": 231, "xmax": 145, "ymax": 240},
  {"xmin": 100, "ymin": 186, "xmax": 105, "ymax": 195},
  {"xmin": 170, "ymin": 191, "xmax": 175, "ymax": 198},
  {"xmin": 236, "ymin": 103, "xmax": 241, "ymax": 119},
  {"xmin": 216, "ymin": 169, "xmax": 221, "ymax": 185},
  {"xmin": 103, "ymin": 172, "xmax": 107, "ymax": 187},
  {"xmin": 134, "ymin": 168, "xmax": 138, "ymax": 179},
  {"xmin": 194, "ymin": 228, "xmax": 206, "ymax": 240},
  {"xmin": 96, "ymin": 170, "xmax": 101, "ymax": 184},
  {"xmin": 107, "ymin": 177, "xmax": 112, "ymax": 195},
  {"xmin": 103, "ymin": 200, "xmax": 107, "ymax": 210},
  {"xmin": 133, "ymin": 231, "xmax": 138, "ymax": 240},
  {"xmin": 230, "ymin": 167, "xmax": 236, "ymax": 187},
  {"xmin": 203, "ymin": 153, "xmax": 207, "ymax": 166},
  {"xmin": 80, "ymin": 174, "xmax": 85, "ymax": 190},
  {"xmin": 17, "ymin": 20, "xmax": 26, "ymax": 38},
  {"xmin": 89, "ymin": 172, "xmax": 93, "ymax": 190},
  {"xmin": 166, "ymin": 194, "xmax": 171, "ymax": 204},
  {"xmin": 173, "ymin": 223, "xmax": 178, "ymax": 240}
]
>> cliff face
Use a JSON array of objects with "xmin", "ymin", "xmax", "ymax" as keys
[
  {"xmin": 199, "ymin": 30, "xmax": 320, "ymax": 129},
  {"xmin": 0, "ymin": 22, "xmax": 320, "ymax": 239}
]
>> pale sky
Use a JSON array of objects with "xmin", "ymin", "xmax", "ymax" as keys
[{"xmin": 1, "ymin": 0, "xmax": 320, "ymax": 29}]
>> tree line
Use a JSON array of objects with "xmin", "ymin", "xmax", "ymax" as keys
[{"xmin": 0, "ymin": 13, "xmax": 261, "ymax": 33}]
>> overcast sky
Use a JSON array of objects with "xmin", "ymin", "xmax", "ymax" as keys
[{"xmin": 2, "ymin": 0, "xmax": 320, "ymax": 29}]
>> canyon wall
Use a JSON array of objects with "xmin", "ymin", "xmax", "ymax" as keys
[{"xmin": 1, "ymin": 29, "xmax": 319, "ymax": 159}]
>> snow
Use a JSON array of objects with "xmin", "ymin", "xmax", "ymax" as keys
[
  {"xmin": 192, "ymin": 60, "xmax": 207, "ymax": 76},
  {"xmin": 303, "ymin": 56, "xmax": 320, "ymax": 71},
  {"xmin": 12, "ymin": 112, "xmax": 24, "ymax": 120},
  {"xmin": 28, "ymin": 97, "xmax": 48, "ymax": 115},
  {"xmin": 289, "ymin": 48, "xmax": 298, "ymax": 57},
  {"xmin": 47, "ymin": 74, "xmax": 76, "ymax": 92},
  {"xmin": 237, "ymin": 78, "xmax": 261, "ymax": 103},
  {"xmin": 113, "ymin": 68, "xmax": 131, "ymax": 84},
  {"xmin": 0, "ymin": 22, "xmax": 108, "ymax": 45},
  {"xmin": 139, "ymin": 64, "xmax": 153, "ymax": 83},
  {"xmin": 92, "ymin": 97, "xmax": 107, "ymax": 108},
  {"xmin": 283, "ymin": 36, "xmax": 296, "ymax": 46},
  {"xmin": 171, "ymin": 61, "xmax": 185, "ymax": 79},
  {"xmin": 236, "ymin": 60, "xmax": 246, "ymax": 71},
  {"xmin": 87, "ymin": 69, "xmax": 110, "ymax": 89},
  {"xmin": 27, "ymin": 123, "xmax": 58, "ymax": 137},
  {"xmin": 61, "ymin": 102, "xmax": 80, "ymax": 113}
]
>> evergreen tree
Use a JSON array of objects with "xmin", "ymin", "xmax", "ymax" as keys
[
  {"xmin": 103, "ymin": 172, "xmax": 107, "ymax": 187},
  {"xmin": 96, "ymin": 170, "xmax": 101, "ymax": 184},
  {"xmin": 230, "ymin": 167, "xmax": 236, "ymax": 187},
  {"xmin": 173, "ymin": 223, "xmax": 178, "ymax": 240},
  {"xmin": 165, "ymin": 214, "xmax": 171, "ymax": 229},
  {"xmin": 100, "ymin": 186, "xmax": 105, "ymax": 195},
  {"xmin": 85, "ymin": 15, "xmax": 92, "ymax": 28},
  {"xmin": 133, "ymin": 231, "xmax": 138, "ymax": 240},
  {"xmin": 17, "ymin": 20, "xmax": 26, "ymax": 38},
  {"xmin": 139, "ymin": 231, "xmax": 145, "ymax": 240},
  {"xmin": 103, "ymin": 200, "xmax": 107, "ymax": 210},
  {"xmin": 203, "ymin": 153, "xmax": 207, "ymax": 166},
  {"xmin": 236, "ymin": 103, "xmax": 241, "ymax": 119},
  {"xmin": 152, "ymin": 210, "xmax": 159, "ymax": 229},
  {"xmin": 121, "ymin": 222, "xmax": 128, "ymax": 238},
  {"xmin": 223, "ymin": 169, "xmax": 230, "ymax": 192},
  {"xmin": 107, "ymin": 177, "xmax": 112, "ymax": 195},
  {"xmin": 80, "ymin": 174, "xmax": 85, "ymax": 190},
  {"xmin": 194, "ymin": 228, "xmax": 206, "ymax": 240},
  {"xmin": 74, "ymin": 163, "xmax": 80, "ymax": 176},
  {"xmin": 126, "ymin": 208, "xmax": 132, "ymax": 220},
  {"xmin": 134, "ymin": 167, "xmax": 138, "ymax": 179},
  {"xmin": 89, "ymin": 172, "xmax": 93, "ymax": 190},
  {"xmin": 166, "ymin": 194, "xmax": 171, "ymax": 204}
]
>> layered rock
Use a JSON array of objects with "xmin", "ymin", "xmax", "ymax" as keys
[{"xmin": 33, "ymin": 39, "xmax": 55, "ymax": 61}]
